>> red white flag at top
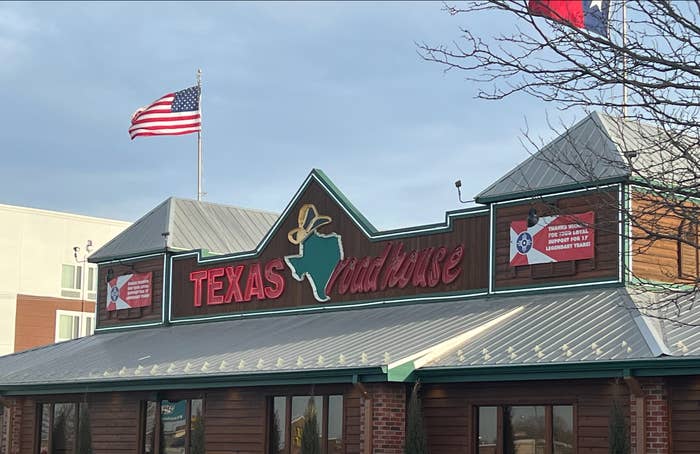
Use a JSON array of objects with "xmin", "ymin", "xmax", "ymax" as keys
[
  {"xmin": 528, "ymin": 0, "xmax": 611, "ymax": 36},
  {"xmin": 129, "ymin": 86, "xmax": 201, "ymax": 139}
]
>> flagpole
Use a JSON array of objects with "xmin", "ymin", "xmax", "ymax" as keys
[
  {"xmin": 622, "ymin": 0, "xmax": 628, "ymax": 118},
  {"xmin": 197, "ymin": 68, "xmax": 203, "ymax": 201}
]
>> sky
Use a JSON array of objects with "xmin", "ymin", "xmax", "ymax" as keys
[{"xmin": 0, "ymin": 2, "xmax": 584, "ymax": 230}]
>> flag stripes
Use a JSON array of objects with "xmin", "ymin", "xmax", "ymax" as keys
[{"xmin": 129, "ymin": 86, "xmax": 201, "ymax": 139}]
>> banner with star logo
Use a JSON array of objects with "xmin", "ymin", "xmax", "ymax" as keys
[
  {"xmin": 106, "ymin": 272, "xmax": 153, "ymax": 311},
  {"xmin": 510, "ymin": 211, "xmax": 595, "ymax": 266}
]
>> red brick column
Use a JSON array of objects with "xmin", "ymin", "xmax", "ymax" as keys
[
  {"xmin": 8, "ymin": 397, "xmax": 24, "ymax": 454},
  {"xmin": 630, "ymin": 378, "xmax": 670, "ymax": 454},
  {"xmin": 359, "ymin": 383, "xmax": 406, "ymax": 454}
]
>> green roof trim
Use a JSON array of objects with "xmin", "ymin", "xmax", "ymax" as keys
[
  {"xmin": 416, "ymin": 357, "xmax": 700, "ymax": 383},
  {"xmin": 476, "ymin": 177, "xmax": 627, "ymax": 204},
  {"xmin": 0, "ymin": 367, "xmax": 387, "ymax": 396}
]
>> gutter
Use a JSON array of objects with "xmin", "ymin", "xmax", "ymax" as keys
[
  {"xmin": 415, "ymin": 357, "xmax": 700, "ymax": 383},
  {"xmin": 0, "ymin": 366, "xmax": 387, "ymax": 397}
]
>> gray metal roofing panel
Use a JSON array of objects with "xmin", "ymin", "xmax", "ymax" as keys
[
  {"xmin": 88, "ymin": 198, "xmax": 172, "ymax": 261},
  {"xmin": 629, "ymin": 291, "xmax": 700, "ymax": 357},
  {"xmin": 0, "ymin": 288, "xmax": 662, "ymax": 388},
  {"xmin": 423, "ymin": 288, "xmax": 654, "ymax": 369},
  {"xmin": 168, "ymin": 199, "xmax": 278, "ymax": 254},
  {"xmin": 0, "ymin": 297, "xmax": 514, "ymax": 386},
  {"xmin": 476, "ymin": 112, "xmax": 631, "ymax": 201},
  {"xmin": 89, "ymin": 197, "xmax": 278, "ymax": 262}
]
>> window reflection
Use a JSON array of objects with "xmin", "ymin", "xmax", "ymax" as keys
[
  {"xmin": 291, "ymin": 396, "xmax": 323, "ymax": 454},
  {"xmin": 270, "ymin": 395, "xmax": 343, "ymax": 454},
  {"xmin": 143, "ymin": 401, "xmax": 157, "ymax": 454},
  {"xmin": 37, "ymin": 402, "xmax": 91, "ymax": 454},
  {"xmin": 553, "ymin": 406, "xmax": 574, "ymax": 454},
  {"xmin": 505, "ymin": 406, "xmax": 545, "ymax": 454},
  {"xmin": 161, "ymin": 400, "xmax": 187, "ymax": 454},
  {"xmin": 475, "ymin": 405, "xmax": 574, "ymax": 454},
  {"xmin": 478, "ymin": 407, "xmax": 497, "ymax": 454},
  {"xmin": 328, "ymin": 395, "xmax": 343, "ymax": 454},
  {"xmin": 190, "ymin": 399, "xmax": 204, "ymax": 454},
  {"xmin": 270, "ymin": 397, "xmax": 286, "ymax": 454}
]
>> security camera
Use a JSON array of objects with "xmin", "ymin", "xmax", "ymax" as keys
[{"xmin": 454, "ymin": 180, "xmax": 462, "ymax": 188}]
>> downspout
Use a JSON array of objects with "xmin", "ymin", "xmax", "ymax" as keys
[
  {"xmin": 354, "ymin": 380, "xmax": 373, "ymax": 454},
  {"xmin": 624, "ymin": 370, "xmax": 646, "ymax": 454}
]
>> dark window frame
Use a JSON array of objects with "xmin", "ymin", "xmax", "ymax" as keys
[
  {"xmin": 268, "ymin": 394, "xmax": 344, "ymax": 454},
  {"xmin": 34, "ymin": 400, "xmax": 91, "ymax": 454},
  {"xmin": 140, "ymin": 396, "xmax": 205, "ymax": 454},
  {"xmin": 678, "ymin": 219, "xmax": 699, "ymax": 280},
  {"xmin": 474, "ymin": 403, "xmax": 577, "ymax": 454}
]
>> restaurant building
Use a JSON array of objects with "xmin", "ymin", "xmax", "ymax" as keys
[{"xmin": 1, "ymin": 112, "xmax": 699, "ymax": 454}]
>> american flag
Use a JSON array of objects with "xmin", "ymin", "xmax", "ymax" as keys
[{"xmin": 129, "ymin": 86, "xmax": 201, "ymax": 139}]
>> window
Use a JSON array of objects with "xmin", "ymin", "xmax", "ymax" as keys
[
  {"xmin": 141, "ymin": 399, "xmax": 204, "ymax": 454},
  {"xmin": 476, "ymin": 405, "xmax": 574, "ymax": 454},
  {"xmin": 37, "ymin": 402, "xmax": 91, "ymax": 454},
  {"xmin": 86, "ymin": 267, "xmax": 97, "ymax": 300},
  {"xmin": 55, "ymin": 310, "xmax": 95, "ymax": 343},
  {"xmin": 61, "ymin": 264, "xmax": 82, "ymax": 298},
  {"xmin": 269, "ymin": 395, "xmax": 343, "ymax": 454},
  {"xmin": 60, "ymin": 264, "xmax": 98, "ymax": 300},
  {"xmin": 678, "ymin": 220, "xmax": 699, "ymax": 279}
]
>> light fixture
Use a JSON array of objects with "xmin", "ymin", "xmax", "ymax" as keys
[
  {"xmin": 526, "ymin": 207, "xmax": 539, "ymax": 228},
  {"xmin": 105, "ymin": 268, "xmax": 114, "ymax": 283}
]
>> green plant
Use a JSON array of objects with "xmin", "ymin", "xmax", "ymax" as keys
[
  {"xmin": 404, "ymin": 382, "xmax": 428, "ymax": 454},
  {"xmin": 609, "ymin": 401, "xmax": 630, "ymax": 454},
  {"xmin": 300, "ymin": 398, "xmax": 320, "ymax": 454}
]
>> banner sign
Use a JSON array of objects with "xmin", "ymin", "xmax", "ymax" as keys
[
  {"xmin": 106, "ymin": 272, "xmax": 153, "ymax": 311},
  {"xmin": 510, "ymin": 211, "xmax": 595, "ymax": 266}
]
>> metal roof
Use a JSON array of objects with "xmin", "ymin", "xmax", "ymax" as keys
[
  {"xmin": 421, "ymin": 288, "xmax": 657, "ymax": 370},
  {"xmin": 629, "ymin": 291, "xmax": 700, "ymax": 357},
  {"xmin": 0, "ymin": 287, "xmax": 682, "ymax": 391},
  {"xmin": 0, "ymin": 297, "xmax": 512, "ymax": 388},
  {"xmin": 475, "ymin": 111, "xmax": 690, "ymax": 202},
  {"xmin": 89, "ymin": 197, "xmax": 278, "ymax": 262}
]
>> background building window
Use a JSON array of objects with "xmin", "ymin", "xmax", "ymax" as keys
[
  {"xmin": 55, "ymin": 310, "xmax": 95, "ymax": 343},
  {"xmin": 141, "ymin": 399, "xmax": 204, "ymax": 454},
  {"xmin": 37, "ymin": 402, "xmax": 91, "ymax": 454},
  {"xmin": 61, "ymin": 264, "xmax": 82, "ymax": 298},
  {"xmin": 269, "ymin": 395, "xmax": 343, "ymax": 454},
  {"xmin": 476, "ymin": 404, "xmax": 574, "ymax": 454},
  {"xmin": 61, "ymin": 264, "xmax": 98, "ymax": 300}
]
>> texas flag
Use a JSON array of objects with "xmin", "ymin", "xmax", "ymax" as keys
[{"xmin": 528, "ymin": 0, "xmax": 611, "ymax": 36}]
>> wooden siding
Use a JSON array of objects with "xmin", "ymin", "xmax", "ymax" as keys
[
  {"xmin": 15, "ymin": 384, "xmax": 360, "ymax": 454},
  {"xmin": 96, "ymin": 255, "xmax": 164, "ymax": 329},
  {"xmin": 88, "ymin": 392, "xmax": 143, "ymax": 453},
  {"xmin": 171, "ymin": 179, "xmax": 489, "ymax": 319},
  {"xmin": 14, "ymin": 295, "xmax": 96, "ymax": 353},
  {"xmin": 631, "ymin": 192, "xmax": 699, "ymax": 284},
  {"xmin": 494, "ymin": 191, "xmax": 620, "ymax": 290},
  {"xmin": 670, "ymin": 376, "xmax": 700, "ymax": 453},
  {"xmin": 422, "ymin": 379, "xmax": 630, "ymax": 454}
]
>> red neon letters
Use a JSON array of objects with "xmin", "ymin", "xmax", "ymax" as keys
[
  {"xmin": 190, "ymin": 258, "xmax": 286, "ymax": 307},
  {"xmin": 325, "ymin": 242, "xmax": 464, "ymax": 296},
  {"xmin": 189, "ymin": 242, "xmax": 464, "ymax": 307}
]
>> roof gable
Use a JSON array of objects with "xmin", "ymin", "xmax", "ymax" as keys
[
  {"xmin": 89, "ymin": 197, "xmax": 278, "ymax": 262},
  {"xmin": 476, "ymin": 112, "xmax": 630, "ymax": 203}
]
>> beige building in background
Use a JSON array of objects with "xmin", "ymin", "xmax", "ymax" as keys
[{"xmin": 0, "ymin": 203, "xmax": 130, "ymax": 356}]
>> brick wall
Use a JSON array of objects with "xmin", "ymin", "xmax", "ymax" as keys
[
  {"xmin": 630, "ymin": 377, "xmax": 670, "ymax": 454},
  {"xmin": 0, "ymin": 404, "xmax": 6, "ymax": 454},
  {"xmin": 359, "ymin": 383, "xmax": 406, "ymax": 454},
  {"xmin": 8, "ymin": 397, "xmax": 23, "ymax": 454}
]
